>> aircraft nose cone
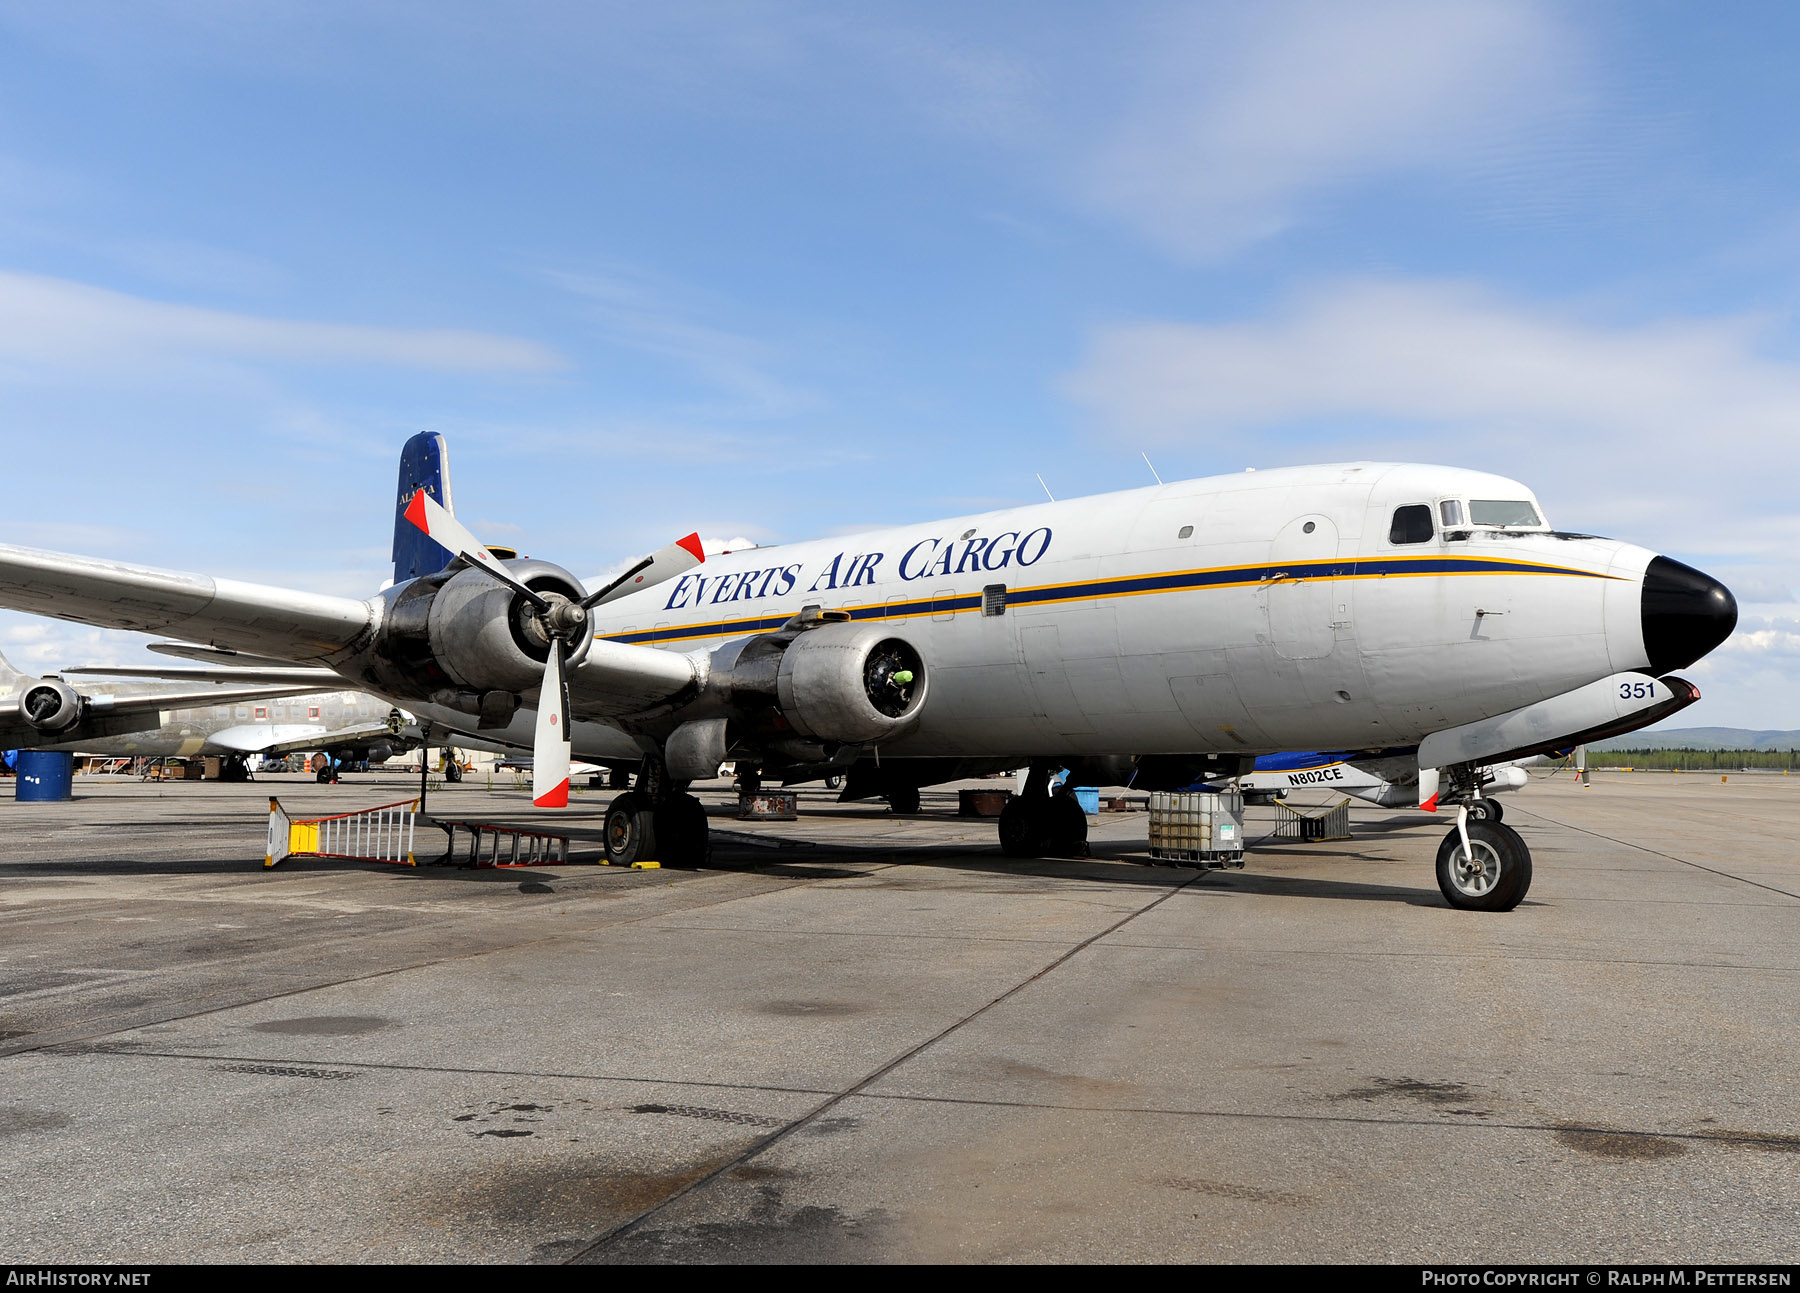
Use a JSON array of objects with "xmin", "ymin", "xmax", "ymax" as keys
[{"xmin": 1641, "ymin": 555, "xmax": 1737, "ymax": 672}]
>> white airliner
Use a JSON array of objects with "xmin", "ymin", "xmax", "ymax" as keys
[
  {"xmin": 1239, "ymin": 749, "xmax": 1539, "ymax": 818},
  {"xmin": 0, "ymin": 439, "xmax": 1734, "ymax": 911}
]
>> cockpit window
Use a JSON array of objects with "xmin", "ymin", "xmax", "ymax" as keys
[
  {"xmin": 1389, "ymin": 504, "xmax": 1434, "ymax": 545},
  {"xmin": 1439, "ymin": 499, "xmax": 1465, "ymax": 528},
  {"xmin": 1469, "ymin": 499, "xmax": 1543, "ymax": 528}
]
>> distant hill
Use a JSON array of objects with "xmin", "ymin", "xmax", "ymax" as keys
[{"xmin": 1587, "ymin": 727, "xmax": 1800, "ymax": 752}]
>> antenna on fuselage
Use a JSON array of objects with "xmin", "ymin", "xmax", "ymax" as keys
[
  {"xmin": 1036, "ymin": 474, "xmax": 1056, "ymax": 502},
  {"xmin": 1141, "ymin": 453, "xmax": 1163, "ymax": 485}
]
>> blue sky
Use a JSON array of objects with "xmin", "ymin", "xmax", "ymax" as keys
[{"xmin": 1, "ymin": 1, "xmax": 1797, "ymax": 728}]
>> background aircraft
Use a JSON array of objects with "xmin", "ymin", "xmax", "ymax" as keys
[
  {"xmin": 0, "ymin": 647, "xmax": 321, "ymax": 771},
  {"xmin": 1238, "ymin": 750, "xmax": 1544, "ymax": 818},
  {"xmin": 40, "ymin": 672, "xmax": 417, "ymax": 782}
]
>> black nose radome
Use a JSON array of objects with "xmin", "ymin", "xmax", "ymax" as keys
[{"xmin": 1642, "ymin": 556, "xmax": 1737, "ymax": 672}]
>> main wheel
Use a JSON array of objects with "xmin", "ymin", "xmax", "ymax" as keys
[
  {"xmin": 1465, "ymin": 798, "xmax": 1504, "ymax": 823},
  {"xmin": 1435, "ymin": 819, "xmax": 1532, "ymax": 911},
  {"xmin": 444, "ymin": 760, "xmax": 463, "ymax": 783},
  {"xmin": 654, "ymin": 794, "xmax": 711, "ymax": 869},
  {"xmin": 605, "ymin": 791, "xmax": 658, "ymax": 867},
  {"xmin": 1042, "ymin": 793, "xmax": 1090, "ymax": 857},
  {"xmin": 998, "ymin": 797, "xmax": 1047, "ymax": 858},
  {"xmin": 887, "ymin": 786, "xmax": 920, "ymax": 814}
]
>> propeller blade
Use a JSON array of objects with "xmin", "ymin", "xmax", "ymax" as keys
[
  {"xmin": 532, "ymin": 641, "xmax": 572, "ymax": 808},
  {"xmin": 580, "ymin": 533, "xmax": 705, "ymax": 610},
  {"xmin": 402, "ymin": 489, "xmax": 550, "ymax": 610}
]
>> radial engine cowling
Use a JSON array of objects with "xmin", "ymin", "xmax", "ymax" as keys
[
  {"xmin": 19, "ymin": 680, "xmax": 83, "ymax": 734},
  {"xmin": 767, "ymin": 622, "xmax": 927, "ymax": 745},
  {"xmin": 371, "ymin": 558, "xmax": 591, "ymax": 697}
]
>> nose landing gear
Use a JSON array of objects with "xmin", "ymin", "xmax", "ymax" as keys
[{"xmin": 1434, "ymin": 812, "xmax": 1532, "ymax": 911}]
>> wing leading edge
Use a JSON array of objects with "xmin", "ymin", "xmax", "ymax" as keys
[{"xmin": 0, "ymin": 544, "xmax": 374, "ymax": 662}]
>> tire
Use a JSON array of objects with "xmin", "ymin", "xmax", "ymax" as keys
[
  {"xmin": 998, "ymin": 797, "xmax": 1046, "ymax": 858},
  {"xmin": 1465, "ymin": 798, "xmax": 1504, "ymax": 823},
  {"xmin": 824, "ymin": 775, "xmax": 842, "ymax": 790},
  {"xmin": 445, "ymin": 761, "xmax": 463, "ymax": 783},
  {"xmin": 1435, "ymin": 819, "xmax": 1532, "ymax": 911},
  {"xmin": 887, "ymin": 786, "xmax": 920, "ymax": 815},
  {"xmin": 654, "ymin": 795, "xmax": 711, "ymax": 869},
  {"xmin": 604, "ymin": 791, "xmax": 658, "ymax": 867},
  {"xmin": 1042, "ymin": 793, "xmax": 1090, "ymax": 857}
]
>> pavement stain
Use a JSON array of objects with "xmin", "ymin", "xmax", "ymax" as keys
[
  {"xmin": 248, "ymin": 1015, "xmax": 392, "ymax": 1036},
  {"xmin": 444, "ymin": 1150, "xmax": 747, "ymax": 1251},
  {"xmin": 1555, "ymin": 1128, "xmax": 1688, "ymax": 1160},
  {"xmin": 1159, "ymin": 1176, "xmax": 1308, "ymax": 1206},
  {"xmin": 1335, "ymin": 1076, "xmax": 1481, "ymax": 1106},
  {"xmin": 0, "ymin": 1107, "xmax": 72, "ymax": 1136},
  {"xmin": 760, "ymin": 1000, "xmax": 865, "ymax": 1017},
  {"xmin": 581, "ymin": 1181, "xmax": 890, "ymax": 1264}
]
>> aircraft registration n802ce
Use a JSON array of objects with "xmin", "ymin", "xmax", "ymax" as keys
[{"xmin": 0, "ymin": 436, "xmax": 1735, "ymax": 911}]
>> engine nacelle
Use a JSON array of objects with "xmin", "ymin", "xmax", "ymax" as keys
[
  {"xmin": 363, "ymin": 558, "xmax": 591, "ymax": 701},
  {"xmin": 19, "ymin": 680, "xmax": 83, "ymax": 734},
  {"xmin": 770, "ymin": 623, "xmax": 927, "ymax": 744}
]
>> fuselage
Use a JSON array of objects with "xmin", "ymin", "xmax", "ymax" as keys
[{"xmin": 571, "ymin": 462, "xmax": 1667, "ymax": 758}]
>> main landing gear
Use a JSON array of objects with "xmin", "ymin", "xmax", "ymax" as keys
[
  {"xmin": 998, "ymin": 765, "xmax": 1089, "ymax": 859},
  {"xmin": 1435, "ymin": 765, "xmax": 1530, "ymax": 911},
  {"xmin": 604, "ymin": 756, "xmax": 710, "ymax": 869}
]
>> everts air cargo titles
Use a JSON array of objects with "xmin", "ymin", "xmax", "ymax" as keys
[{"xmin": 0, "ymin": 433, "xmax": 1734, "ymax": 911}]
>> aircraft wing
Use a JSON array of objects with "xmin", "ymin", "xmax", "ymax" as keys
[
  {"xmin": 0, "ymin": 544, "xmax": 374, "ymax": 662},
  {"xmin": 60, "ymin": 664, "xmax": 344, "ymax": 686},
  {"xmin": 209, "ymin": 721, "xmax": 408, "ymax": 756},
  {"xmin": 567, "ymin": 637, "xmax": 702, "ymax": 717}
]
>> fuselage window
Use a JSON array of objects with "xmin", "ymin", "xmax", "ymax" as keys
[
  {"xmin": 1469, "ymin": 499, "xmax": 1543, "ymax": 528},
  {"xmin": 1439, "ymin": 499, "xmax": 1465, "ymax": 528},
  {"xmin": 1177, "ymin": 525, "xmax": 1193, "ymax": 539},
  {"xmin": 1389, "ymin": 504, "xmax": 1434, "ymax": 545}
]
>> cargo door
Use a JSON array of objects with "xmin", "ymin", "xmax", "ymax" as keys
[{"xmin": 1262, "ymin": 515, "xmax": 1339, "ymax": 661}]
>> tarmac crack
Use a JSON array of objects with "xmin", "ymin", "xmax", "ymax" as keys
[
  {"xmin": 0, "ymin": 864, "xmax": 906, "ymax": 1061},
  {"xmin": 561, "ymin": 868, "xmax": 1204, "ymax": 1263},
  {"xmin": 1509, "ymin": 804, "xmax": 1800, "ymax": 903}
]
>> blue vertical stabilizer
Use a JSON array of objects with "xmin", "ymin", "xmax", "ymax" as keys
[{"xmin": 392, "ymin": 432, "xmax": 456, "ymax": 584}]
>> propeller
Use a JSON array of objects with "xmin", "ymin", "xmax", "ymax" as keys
[{"xmin": 401, "ymin": 489, "xmax": 704, "ymax": 807}]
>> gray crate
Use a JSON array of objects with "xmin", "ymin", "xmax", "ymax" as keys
[{"xmin": 1148, "ymin": 790, "xmax": 1246, "ymax": 864}]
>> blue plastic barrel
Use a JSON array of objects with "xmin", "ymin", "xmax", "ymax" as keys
[
  {"xmin": 1072, "ymin": 786, "xmax": 1100, "ymax": 815},
  {"xmin": 16, "ymin": 750, "xmax": 74, "ymax": 802}
]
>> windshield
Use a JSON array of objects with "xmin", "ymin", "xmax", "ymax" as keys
[{"xmin": 1469, "ymin": 499, "xmax": 1543, "ymax": 528}]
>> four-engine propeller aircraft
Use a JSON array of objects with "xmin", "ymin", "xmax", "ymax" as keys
[{"xmin": 0, "ymin": 434, "xmax": 1735, "ymax": 911}]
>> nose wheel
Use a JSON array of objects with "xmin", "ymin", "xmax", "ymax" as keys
[{"xmin": 1435, "ymin": 818, "xmax": 1532, "ymax": 911}]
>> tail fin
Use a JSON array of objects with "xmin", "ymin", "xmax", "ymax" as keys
[{"xmin": 392, "ymin": 432, "xmax": 456, "ymax": 584}]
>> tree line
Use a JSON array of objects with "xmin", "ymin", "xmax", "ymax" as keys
[{"xmin": 1594, "ymin": 748, "xmax": 1800, "ymax": 770}]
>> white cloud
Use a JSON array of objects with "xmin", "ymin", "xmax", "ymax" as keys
[
  {"xmin": 545, "ymin": 266, "xmax": 816, "ymax": 420},
  {"xmin": 0, "ymin": 269, "xmax": 565, "ymax": 375},
  {"xmin": 1080, "ymin": 0, "xmax": 1583, "ymax": 258},
  {"xmin": 1061, "ymin": 277, "xmax": 1800, "ymax": 545}
]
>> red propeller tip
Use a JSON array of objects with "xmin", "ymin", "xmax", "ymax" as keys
[
  {"xmin": 403, "ymin": 489, "xmax": 431, "ymax": 534},
  {"xmin": 534, "ymin": 780, "xmax": 570, "ymax": 809},
  {"xmin": 676, "ymin": 533, "xmax": 705, "ymax": 563}
]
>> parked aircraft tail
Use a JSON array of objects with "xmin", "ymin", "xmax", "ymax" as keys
[{"xmin": 392, "ymin": 431, "xmax": 456, "ymax": 585}]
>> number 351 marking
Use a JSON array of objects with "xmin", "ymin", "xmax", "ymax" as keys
[{"xmin": 1619, "ymin": 679, "xmax": 1658, "ymax": 700}]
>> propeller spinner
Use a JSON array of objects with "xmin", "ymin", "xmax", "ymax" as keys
[{"xmin": 402, "ymin": 489, "xmax": 703, "ymax": 807}]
